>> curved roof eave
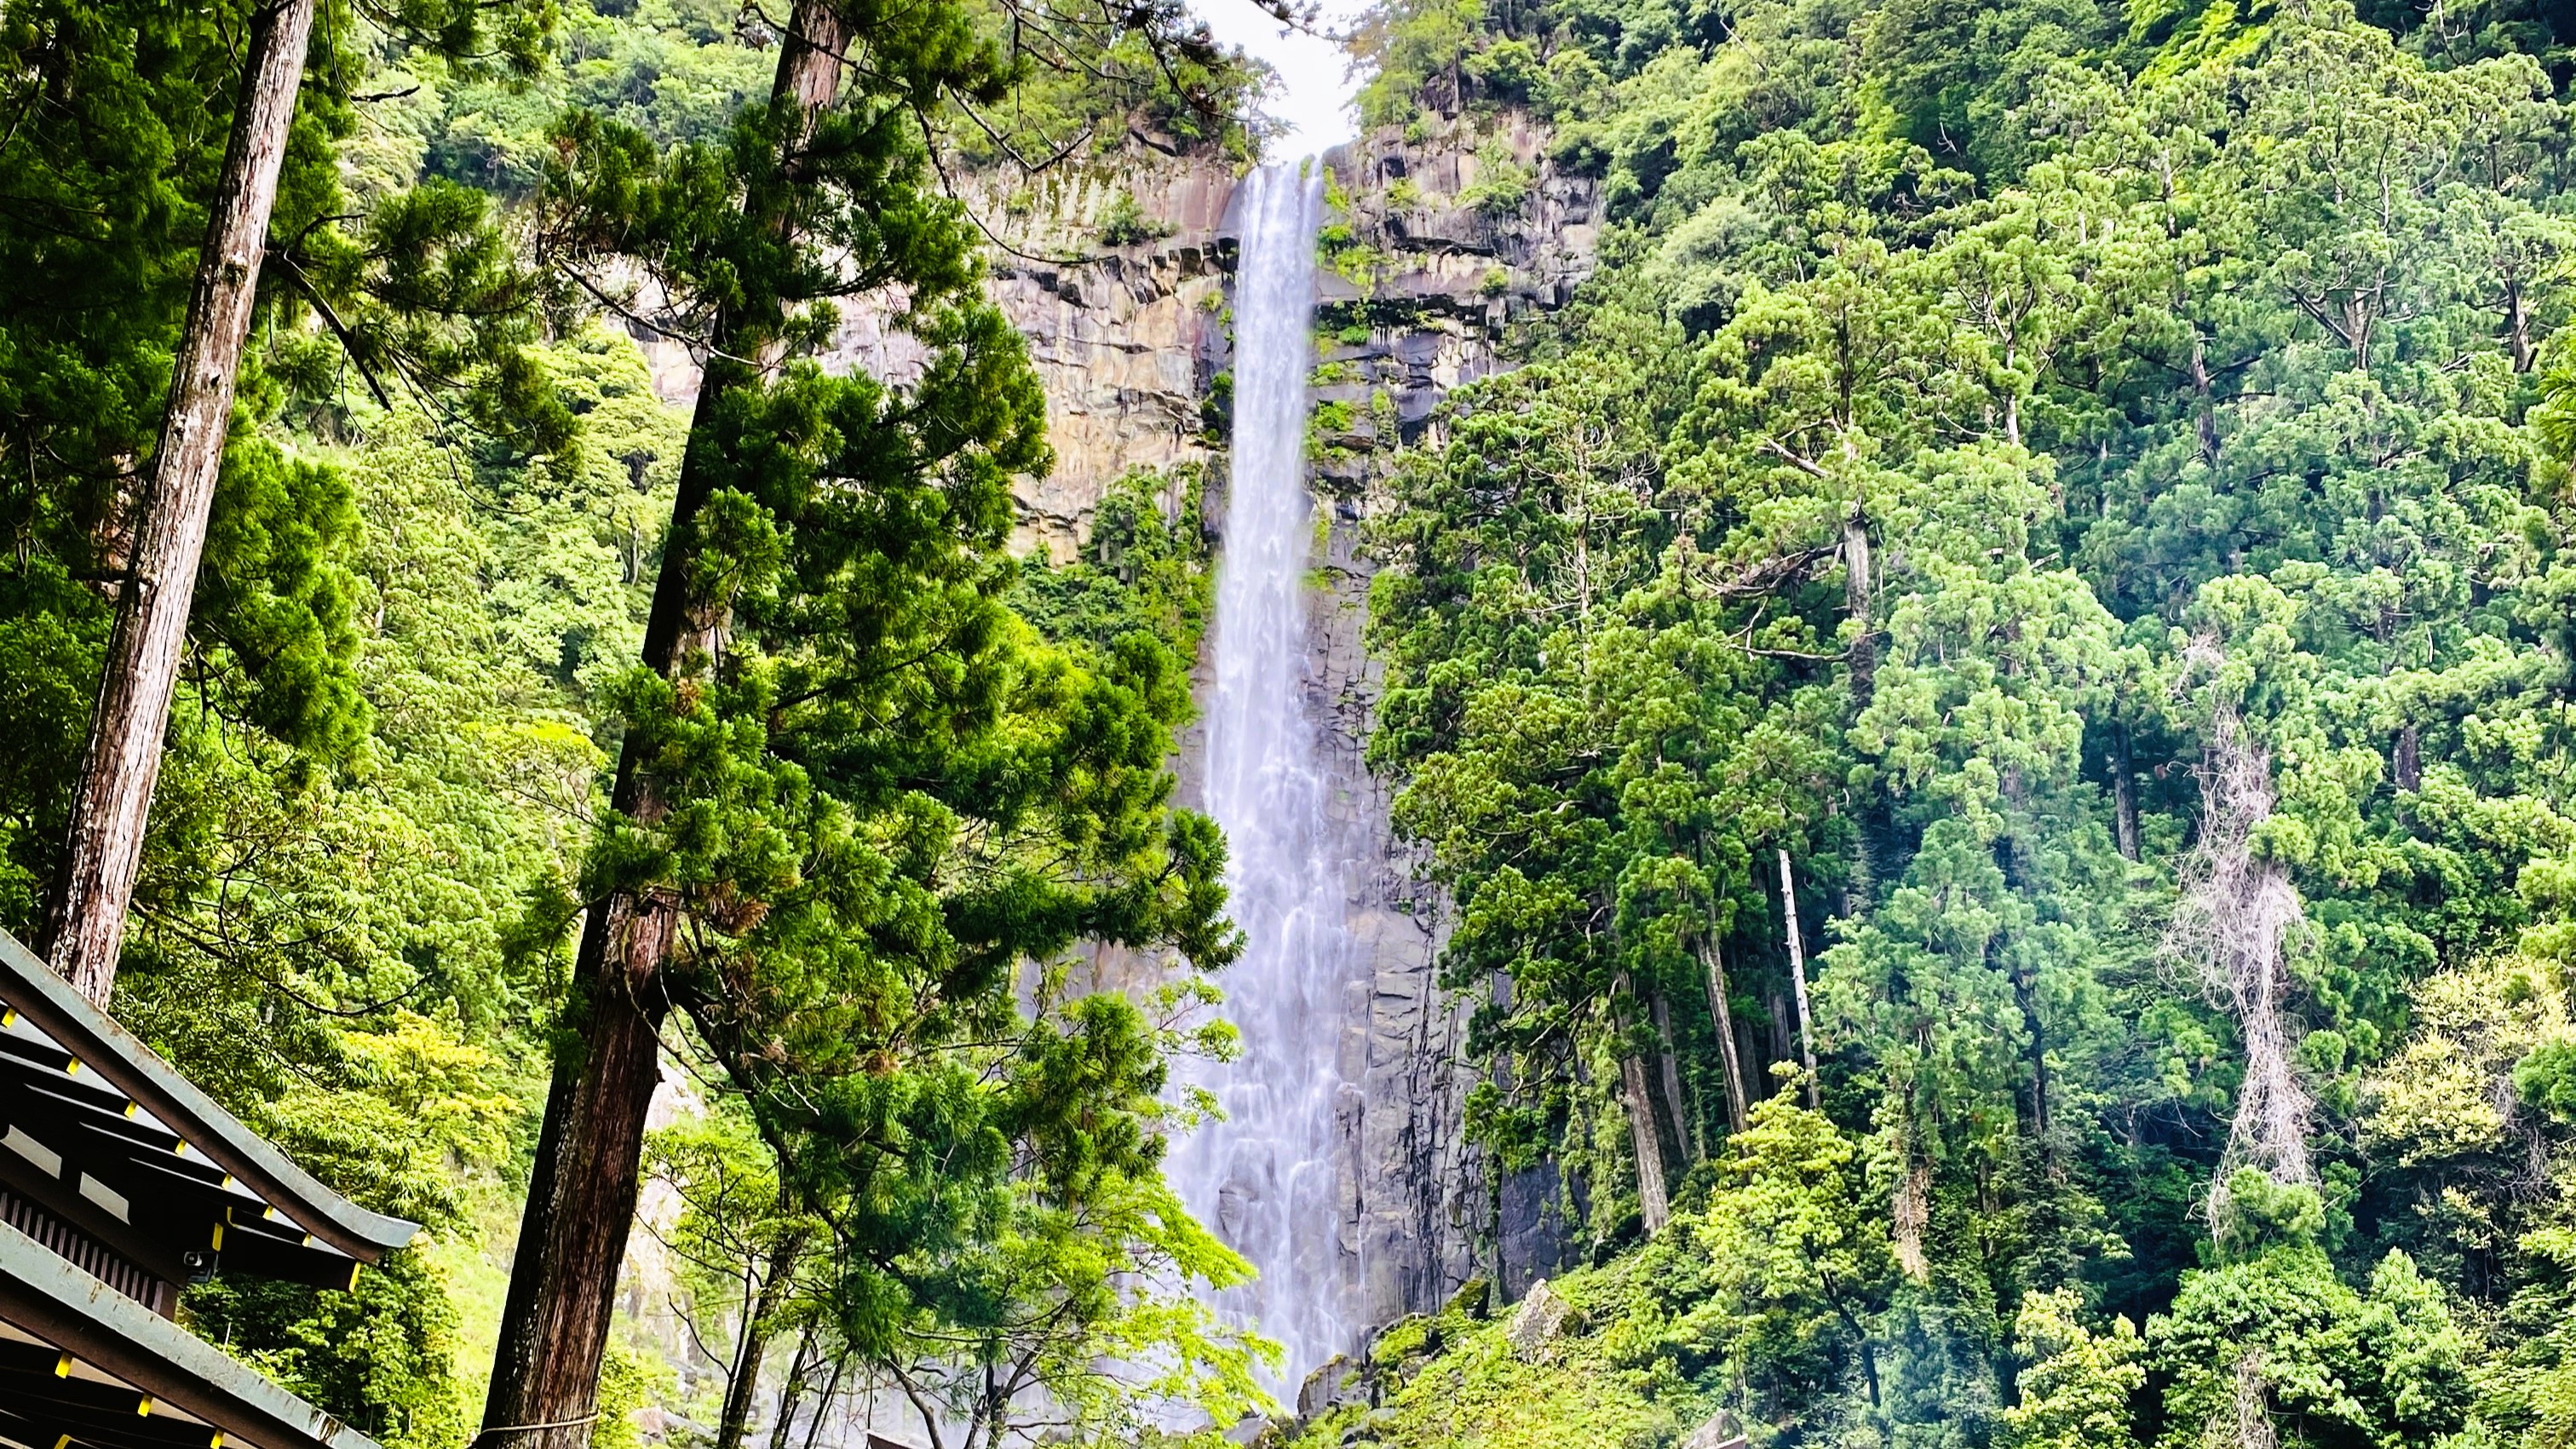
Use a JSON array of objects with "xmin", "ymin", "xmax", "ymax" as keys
[{"xmin": 0, "ymin": 930, "xmax": 418, "ymax": 1260}]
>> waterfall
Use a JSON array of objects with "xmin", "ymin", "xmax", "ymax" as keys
[{"xmin": 1170, "ymin": 161, "xmax": 1355, "ymax": 1395}]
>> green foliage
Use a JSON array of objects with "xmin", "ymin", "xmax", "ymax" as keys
[
  {"xmin": 1458, "ymin": 140, "xmax": 1536, "ymax": 216},
  {"xmin": 185, "ymin": 1248, "xmax": 472, "ymax": 1448},
  {"xmin": 1012, "ymin": 468, "xmax": 1214, "ymax": 664},
  {"xmin": 1353, "ymin": 0, "xmax": 2576, "ymax": 1441},
  {"xmin": 1286, "ymin": 1252, "xmax": 1703, "ymax": 1449},
  {"xmin": 588, "ymin": 1341, "xmax": 670, "ymax": 1449},
  {"xmin": 2150, "ymin": 1241, "xmax": 2474, "ymax": 1449},
  {"xmin": 1100, "ymin": 189, "xmax": 1175, "ymax": 245},
  {"xmin": 1680, "ymin": 1095, "xmax": 1898, "ymax": 1403},
  {"xmin": 2002, "ymin": 1290, "xmax": 2145, "ymax": 1449}
]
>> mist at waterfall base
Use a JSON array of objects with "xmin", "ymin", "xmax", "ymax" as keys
[{"xmin": 1164, "ymin": 162, "xmax": 1358, "ymax": 1402}]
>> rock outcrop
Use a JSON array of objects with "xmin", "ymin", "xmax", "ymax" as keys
[
  {"xmin": 1506, "ymin": 1278, "xmax": 1574, "ymax": 1363},
  {"xmin": 634, "ymin": 154, "xmax": 1236, "ymax": 561}
]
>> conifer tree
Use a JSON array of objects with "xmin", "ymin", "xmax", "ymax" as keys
[
  {"xmin": 482, "ymin": 0, "xmax": 1251, "ymax": 1438},
  {"xmin": 14, "ymin": 0, "xmax": 554, "ymax": 1002},
  {"xmin": 41, "ymin": 0, "xmax": 317, "ymax": 1003}
]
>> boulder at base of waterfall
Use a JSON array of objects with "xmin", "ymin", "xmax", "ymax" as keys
[
  {"xmin": 1681, "ymin": 1409, "xmax": 1750, "ymax": 1449},
  {"xmin": 1443, "ymin": 1275, "xmax": 1493, "ymax": 1320},
  {"xmin": 1509, "ymin": 1279, "xmax": 1573, "ymax": 1361},
  {"xmin": 1299, "ymin": 1354, "xmax": 1372, "ymax": 1421}
]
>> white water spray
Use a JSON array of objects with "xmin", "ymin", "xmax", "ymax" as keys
[{"xmin": 1170, "ymin": 161, "xmax": 1356, "ymax": 1395}]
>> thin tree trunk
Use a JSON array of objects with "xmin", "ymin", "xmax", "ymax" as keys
[
  {"xmin": 1843, "ymin": 514, "xmax": 1877, "ymax": 917},
  {"xmin": 2111, "ymin": 721, "xmax": 2141, "ymax": 863},
  {"xmin": 41, "ymin": 0, "xmax": 318, "ymax": 1003},
  {"xmin": 1618, "ymin": 1048, "xmax": 1671, "ymax": 1233},
  {"xmin": 1843, "ymin": 513, "xmax": 1874, "ymax": 701},
  {"xmin": 802, "ymin": 1357, "xmax": 848, "ymax": 1449},
  {"xmin": 717, "ymin": 1228, "xmax": 811, "ymax": 1449},
  {"xmin": 2508, "ymin": 276, "xmax": 2536, "ymax": 373},
  {"xmin": 2015, "ymin": 963, "xmax": 2053, "ymax": 1167},
  {"xmin": 1777, "ymin": 848, "xmax": 1820, "ymax": 1108},
  {"xmin": 2393, "ymin": 723, "xmax": 2421, "ymax": 793},
  {"xmin": 1698, "ymin": 931, "xmax": 1749, "ymax": 1137},
  {"xmin": 1650, "ymin": 988, "xmax": 1693, "ymax": 1162},
  {"xmin": 766, "ymin": 1325, "xmax": 818, "ymax": 1449},
  {"xmin": 1611, "ymin": 970, "xmax": 1672, "ymax": 1232},
  {"xmin": 2188, "ymin": 333, "xmax": 2220, "ymax": 466},
  {"xmin": 478, "ymin": 6, "xmax": 848, "ymax": 1445}
]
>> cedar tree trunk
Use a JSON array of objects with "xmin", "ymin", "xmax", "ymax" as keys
[
  {"xmin": 478, "ymin": 4, "xmax": 848, "ymax": 1444},
  {"xmin": 1777, "ymin": 848, "xmax": 1820, "ymax": 1108},
  {"xmin": 43, "ymin": 0, "xmax": 318, "ymax": 1003},
  {"xmin": 1698, "ymin": 931, "xmax": 1748, "ymax": 1136}
]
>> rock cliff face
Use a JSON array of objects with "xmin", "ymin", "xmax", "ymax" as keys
[
  {"xmin": 635, "ymin": 154, "xmax": 1237, "ymax": 561},
  {"xmin": 1304, "ymin": 113, "xmax": 1603, "ymax": 1323},
  {"xmin": 964, "ymin": 160, "xmax": 1238, "ymax": 558},
  {"xmin": 1314, "ymin": 112, "xmax": 1603, "ymax": 482}
]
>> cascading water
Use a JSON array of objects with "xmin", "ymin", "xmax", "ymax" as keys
[{"xmin": 1170, "ymin": 161, "xmax": 1355, "ymax": 1394}]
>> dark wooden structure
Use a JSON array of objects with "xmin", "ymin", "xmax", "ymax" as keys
[{"xmin": 0, "ymin": 929, "xmax": 417, "ymax": 1449}]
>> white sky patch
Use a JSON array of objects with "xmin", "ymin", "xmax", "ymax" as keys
[{"xmin": 1190, "ymin": 0, "xmax": 1368, "ymax": 160}]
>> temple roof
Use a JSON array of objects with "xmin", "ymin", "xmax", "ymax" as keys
[
  {"xmin": 0, "ymin": 929, "xmax": 420, "ymax": 1449},
  {"xmin": 0, "ymin": 1218, "xmax": 382, "ymax": 1449},
  {"xmin": 0, "ymin": 930, "xmax": 414, "ymax": 1293}
]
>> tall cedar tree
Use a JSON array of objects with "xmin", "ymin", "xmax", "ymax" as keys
[
  {"xmin": 482, "ymin": 0, "xmax": 1242, "ymax": 1438},
  {"xmin": 8, "ymin": 0, "xmax": 555, "ymax": 1001},
  {"xmin": 41, "ymin": 0, "xmax": 316, "ymax": 1002}
]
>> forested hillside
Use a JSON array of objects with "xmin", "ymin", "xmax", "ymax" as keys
[{"xmin": 1308, "ymin": 0, "xmax": 2576, "ymax": 1444}]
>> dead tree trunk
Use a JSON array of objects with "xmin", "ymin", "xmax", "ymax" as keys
[
  {"xmin": 2228, "ymin": 1352, "xmax": 2279, "ymax": 1449},
  {"xmin": 1777, "ymin": 848, "xmax": 1821, "ymax": 1108},
  {"xmin": 1613, "ymin": 971, "xmax": 1672, "ymax": 1233},
  {"xmin": 2167, "ymin": 688, "xmax": 2314, "ymax": 1227},
  {"xmin": 478, "ymin": 6, "xmax": 848, "ymax": 1446},
  {"xmin": 1891, "ymin": 1124, "xmax": 1930, "ymax": 1282},
  {"xmin": 2507, "ymin": 274, "xmax": 2536, "ymax": 374},
  {"xmin": 1698, "ymin": 930, "xmax": 1750, "ymax": 1137},
  {"xmin": 41, "ymin": 0, "xmax": 318, "ymax": 1004}
]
